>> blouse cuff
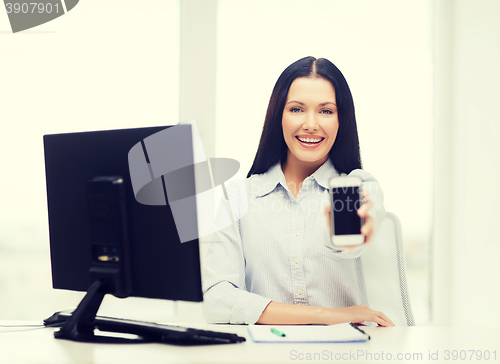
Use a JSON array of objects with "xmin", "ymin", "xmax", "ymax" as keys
[
  {"xmin": 231, "ymin": 289, "xmax": 272, "ymax": 324},
  {"xmin": 202, "ymin": 281, "xmax": 272, "ymax": 325}
]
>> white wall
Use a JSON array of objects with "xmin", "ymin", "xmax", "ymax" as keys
[
  {"xmin": 432, "ymin": 0, "xmax": 500, "ymax": 327},
  {"xmin": 0, "ymin": 0, "xmax": 181, "ymax": 321}
]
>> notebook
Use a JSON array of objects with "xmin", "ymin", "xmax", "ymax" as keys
[{"xmin": 247, "ymin": 323, "xmax": 370, "ymax": 343}]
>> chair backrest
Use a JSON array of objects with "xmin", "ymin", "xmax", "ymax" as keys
[{"xmin": 361, "ymin": 211, "xmax": 415, "ymax": 326}]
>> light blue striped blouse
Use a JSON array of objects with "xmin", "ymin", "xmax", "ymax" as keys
[{"xmin": 202, "ymin": 158, "xmax": 385, "ymax": 324}]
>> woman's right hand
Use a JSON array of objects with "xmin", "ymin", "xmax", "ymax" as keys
[{"xmin": 331, "ymin": 305, "xmax": 395, "ymax": 327}]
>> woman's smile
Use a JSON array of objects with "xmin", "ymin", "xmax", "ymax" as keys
[{"xmin": 295, "ymin": 135, "xmax": 325, "ymax": 148}]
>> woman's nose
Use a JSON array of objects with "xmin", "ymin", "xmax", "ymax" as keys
[{"xmin": 302, "ymin": 113, "xmax": 319, "ymax": 131}]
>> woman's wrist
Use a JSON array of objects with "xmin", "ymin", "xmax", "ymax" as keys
[{"xmin": 321, "ymin": 307, "xmax": 350, "ymax": 325}]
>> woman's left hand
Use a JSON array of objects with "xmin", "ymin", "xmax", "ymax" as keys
[{"xmin": 324, "ymin": 190, "xmax": 374, "ymax": 250}]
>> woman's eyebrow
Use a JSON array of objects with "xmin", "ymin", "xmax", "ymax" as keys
[
  {"xmin": 286, "ymin": 100, "xmax": 305, "ymax": 105},
  {"xmin": 285, "ymin": 101, "xmax": 337, "ymax": 106}
]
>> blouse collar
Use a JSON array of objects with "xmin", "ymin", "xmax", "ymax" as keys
[{"xmin": 252, "ymin": 158, "xmax": 339, "ymax": 198}]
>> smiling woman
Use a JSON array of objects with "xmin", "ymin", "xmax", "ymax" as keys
[
  {"xmin": 202, "ymin": 56, "xmax": 393, "ymax": 327},
  {"xmin": 216, "ymin": 0, "xmax": 434, "ymax": 325}
]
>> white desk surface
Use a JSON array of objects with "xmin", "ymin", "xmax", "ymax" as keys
[{"xmin": 0, "ymin": 322, "xmax": 498, "ymax": 364}]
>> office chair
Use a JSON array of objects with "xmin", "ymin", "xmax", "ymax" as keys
[{"xmin": 361, "ymin": 211, "xmax": 415, "ymax": 326}]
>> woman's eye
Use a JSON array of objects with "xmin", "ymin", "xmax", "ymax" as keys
[
  {"xmin": 290, "ymin": 107, "xmax": 302, "ymax": 113},
  {"xmin": 320, "ymin": 109, "xmax": 333, "ymax": 115}
]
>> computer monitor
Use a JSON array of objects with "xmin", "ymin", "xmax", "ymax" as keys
[{"xmin": 43, "ymin": 125, "xmax": 203, "ymax": 342}]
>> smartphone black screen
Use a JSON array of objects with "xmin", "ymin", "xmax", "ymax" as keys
[{"xmin": 331, "ymin": 187, "xmax": 362, "ymax": 235}]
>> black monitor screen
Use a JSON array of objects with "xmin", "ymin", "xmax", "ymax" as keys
[{"xmin": 43, "ymin": 126, "xmax": 202, "ymax": 302}]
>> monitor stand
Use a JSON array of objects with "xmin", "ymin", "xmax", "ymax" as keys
[
  {"xmin": 50, "ymin": 279, "xmax": 246, "ymax": 345},
  {"xmin": 53, "ymin": 279, "xmax": 147, "ymax": 343}
]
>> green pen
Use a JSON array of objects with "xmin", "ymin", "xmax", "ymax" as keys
[{"xmin": 270, "ymin": 327, "xmax": 286, "ymax": 337}]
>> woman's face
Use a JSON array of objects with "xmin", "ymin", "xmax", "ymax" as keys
[{"xmin": 282, "ymin": 76, "xmax": 339, "ymax": 169}]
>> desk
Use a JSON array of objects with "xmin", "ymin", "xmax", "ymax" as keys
[{"xmin": 1, "ymin": 322, "xmax": 499, "ymax": 364}]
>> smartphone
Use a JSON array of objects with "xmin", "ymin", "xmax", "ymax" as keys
[{"xmin": 328, "ymin": 176, "xmax": 364, "ymax": 247}]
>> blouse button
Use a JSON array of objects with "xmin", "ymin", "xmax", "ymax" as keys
[
  {"xmin": 307, "ymin": 180, "xmax": 312, "ymax": 185},
  {"xmin": 294, "ymin": 257, "xmax": 299, "ymax": 264},
  {"xmin": 295, "ymin": 230, "xmax": 301, "ymax": 236},
  {"xmin": 297, "ymin": 288, "xmax": 304, "ymax": 295}
]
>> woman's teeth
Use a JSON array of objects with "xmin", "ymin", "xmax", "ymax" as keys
[{"xmin": 297, "ymin": 137, "xmax": 323, "ymax": 144}]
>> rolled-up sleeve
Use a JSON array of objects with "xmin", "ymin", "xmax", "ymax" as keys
[{"xmin": 201, "ymin": 181, "xmax": 272, "ymax": 324}]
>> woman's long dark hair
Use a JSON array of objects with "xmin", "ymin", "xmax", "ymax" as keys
[{"xmin": 247, "ymin": 56, "xmax": 362, "ymax": 177}]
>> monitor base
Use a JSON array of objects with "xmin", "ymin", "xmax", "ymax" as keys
[
  {"xmin": 50, "ymin": 280, "xmax": 245, "ymax": 345},
  {"xmin": 53, "ymin": 279, "xmax": 145, "ymax": 343}
]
